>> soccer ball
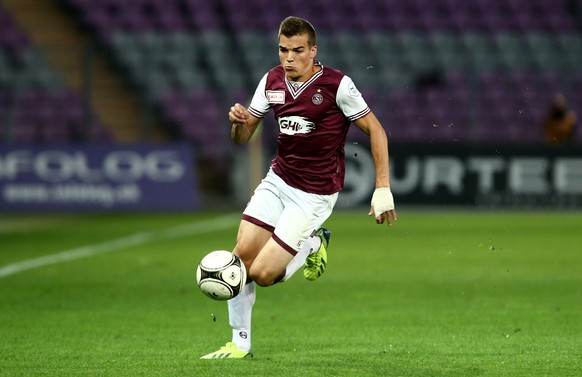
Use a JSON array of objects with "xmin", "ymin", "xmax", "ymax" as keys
[{"xmin": 196, "ymin": 250, "xmax": 247, "ymax": 301}]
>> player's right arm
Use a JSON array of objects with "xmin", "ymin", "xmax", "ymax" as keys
[
  {"xmin": 230, "ymin": 73, "xmax": 270, "ymax": 145},
  {"xmin": 229, "ymin": 103, "xmax": 261, "ymax": 145}
]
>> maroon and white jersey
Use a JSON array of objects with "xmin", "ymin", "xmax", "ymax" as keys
[{"xmin": 247, "ymin": 62, "xmax": 370, "ymax": 195}]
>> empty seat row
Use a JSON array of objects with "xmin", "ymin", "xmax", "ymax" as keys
[
  {"xmin": 155, "ymin": 69, "xmax": 581, "ymax": 147},
  {"xmin": 0, "ymin": 4, "xmax": 112, "ymax": 144},
  {"xmin": 105, "ymin": 29, "xmax": 582, "ymax": 99},
  {"xmin": 374, "ymin": 71, "xmax": 582, "ymax": 144},
  {"xmin": 65, "ymin": 0, "xmax": 578, "ymax": 35},
  {"xmin": 1, "ymin": 89, "xmax": 113, "ymax": 143}
]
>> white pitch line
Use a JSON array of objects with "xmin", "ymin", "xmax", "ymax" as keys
[{"xmin": 0, "ymin": 213, "xmax": 240, "ymax": 279}]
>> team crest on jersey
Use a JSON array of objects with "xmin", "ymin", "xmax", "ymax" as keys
[
  {"xmin": 266, "ymin": 90, "xmax": 285, "ymax": 104},
  {"xmin": 278, "ymin": 116, "xmax": 315, "ymax": 135},
  {"xmin": 312, "ymin": 93, "xmax": 324, "ymax": 105}
]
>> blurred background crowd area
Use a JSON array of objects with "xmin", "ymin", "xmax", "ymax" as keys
[{"xmin": 1, "ymin": 0, "xmax": 581, "ymax": 153}]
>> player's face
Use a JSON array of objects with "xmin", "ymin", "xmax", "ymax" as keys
[{"xmin": 278, "ymin": 33, "xmax": 317, "ymax": 82}]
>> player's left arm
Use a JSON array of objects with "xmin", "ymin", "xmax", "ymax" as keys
[{"xmin": 353, "ymin": 112, "xmax": 397, "ymax": 227}]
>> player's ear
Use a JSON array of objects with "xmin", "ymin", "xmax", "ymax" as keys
[{"xmin": 310, "ymin": 45, "xmax": 317, "ymax": 59}]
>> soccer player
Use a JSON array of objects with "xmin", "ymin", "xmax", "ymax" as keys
[{"xmin": 201, "ymin": 16, "xmax": 397, "ymax": 359}]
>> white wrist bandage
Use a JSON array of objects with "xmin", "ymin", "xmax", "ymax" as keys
[{"xmin": 371, "ymin": 187, "xmax": 395, "ymax": 218}]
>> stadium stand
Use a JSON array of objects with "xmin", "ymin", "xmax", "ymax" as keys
[
  {"xmin": 2, "ymin": 0, "xmax": 581, "ymax": 146},
  {"xmin": 0, "ymin": 5, "xmax": 112, "ymax": 144}
]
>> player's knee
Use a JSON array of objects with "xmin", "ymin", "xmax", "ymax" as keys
[
  {"xmin": 233, "ymin": 247, "xmax": 257, "ymax": 278},
  {"xmin": 248, "ymin": 266, "xmax": 277, "ymax": 287},
  {"xmin": 236, "ymin": 254, "xmax": 253, "ymax": 277}
]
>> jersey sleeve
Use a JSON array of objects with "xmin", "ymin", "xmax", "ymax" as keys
[
  {"xmin": 247, "ymin": 73, "xmax": 270, "ymax": 118},
  {"xmin": 336, "ymin": 76, "xmax": 370, "ymax": 122}
]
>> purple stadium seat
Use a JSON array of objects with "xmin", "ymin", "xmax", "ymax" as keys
[
  {"xmin": 160, "ymin": 89, "xmax": 229, "ymax": 149},
  {"xmin": 10, "ymin": 106, "xmax": 37, "ymax": 143},
  {"xmin": 46, "ymin": 0, "xmax": 581, "ymax": 147},
  {"xmin": 39, "ymin": 122, "xmax": 70, "ymax": 143},
  {"xmin": 182, "ymin": 1, "xmax": 222, "ymax": 30},
  {"xmin": 12, "ymin": 125, "xmax": 37, "ymax": 143},
  {"xmin": 0, "ymin": 11, "xmax": 30, "ymax": 49}
]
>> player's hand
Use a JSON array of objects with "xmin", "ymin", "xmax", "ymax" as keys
[
  {"xmin": 228, "ymin": 103, "xmax": 249, "ymax": 126},
  {"xmin": 368, "ymin": 187, "xmax": 397, "ymax": 227}
]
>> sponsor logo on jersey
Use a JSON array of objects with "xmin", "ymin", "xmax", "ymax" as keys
[
  {"xmin": 347, "ymin": 81, "xmax": 361, "ymax": 97},
  {"xmin": 278, "ymin": 116, "xmax": 315, "ymax": 135},
  {"xmin": 266, "ymin": 90, "xmax": 285, "ymax": 104}
]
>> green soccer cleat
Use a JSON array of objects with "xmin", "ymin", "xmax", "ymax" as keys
[
  {"xmin": 303, "ymin": 227, "xmax": 331, "ymax": 281},
  {"xmin": 200, "ymin": 342, "xmax": 253, "ymax": 359}
]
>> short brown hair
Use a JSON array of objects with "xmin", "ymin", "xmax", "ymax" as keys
[{"xmin": 278, "ymin": 16, "xmax": 316, "ymax": 47}]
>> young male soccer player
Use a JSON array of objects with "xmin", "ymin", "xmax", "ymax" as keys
[{"xmin": 201, "ymin": 16, "xmax": 397, "ymax": 359}]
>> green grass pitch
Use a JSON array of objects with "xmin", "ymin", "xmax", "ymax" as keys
[{"xmin": 0, "ymin": 210, "xmax": 580, "ymax": 376}]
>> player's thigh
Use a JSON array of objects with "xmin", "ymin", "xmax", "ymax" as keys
[
  {"xmin": 274, "ymin": 190, "xmax": 337, "ymax": 254},
  {"xmin": 233, "ymin": 220, "xmax": 272, "ymax": 271},
  {"xmin": 248, "ymin": 237, "xmax": 294, "ymax": 286}
]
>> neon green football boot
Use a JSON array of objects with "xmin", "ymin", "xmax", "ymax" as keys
[
  {"xmin": 200, "ymin": 342, "xmax": 253, "ymax": 359},
  {"xmin": 303, "ymin": 227, "xmax": 331, "ymax": 281}
]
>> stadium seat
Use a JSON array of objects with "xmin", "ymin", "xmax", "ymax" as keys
[
  {"xmin": 334, "ymin": 33, "xmax": 380, "ymax": 89},
  {"xmin": 493, "ymin": 33, "xmax": 533, "ymax": 71},
  {"xmin": 236, "ymin": 33, "xmax": 279, "ymax": 85},
  {"xmin": 160, "ymin": 89, "xmax": 229, "ymax": 150},
  {"xmin": 428, "ymin": 33, "xmax": 469, "ymax": 71},
  {"xmin": 46, "ymin": 0, "xmax": 582, "ymax": 147},
  {"xmin": 461, "ymin": 33, "xmax": 502, "ymax": 72},
  {"xmin": 199, "ymin": 32, "xmax": 246, "ymax": 91}
]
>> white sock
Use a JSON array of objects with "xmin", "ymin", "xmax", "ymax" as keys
[
  {"xmin": 282, "ymin": 235, "xmax": 322, "ymax": 281},
  {"xmin": 228, "ymin": 281, "xmax": 256, "ymax": 351}
]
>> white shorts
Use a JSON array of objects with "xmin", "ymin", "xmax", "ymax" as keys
[{"xmin": 242, "ymin": 168, "xmax": 338, "ymax": 256}]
